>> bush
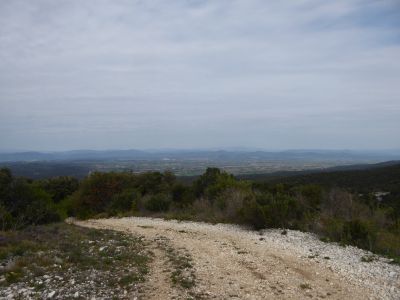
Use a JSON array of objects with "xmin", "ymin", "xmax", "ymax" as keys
[
  {"xmin": 0, "ymin": 182, "xmax": 61, "ymax": 230},
  {"xmin": 69, "ymin": 172, "xmax": 136, "ymax": 217},
  {"xmin": 171, "ymin": 184, "xmax": 195, "ymax": 208},
  {"xmin": 320, "ymin": 217, "xmax": 345, "ymax": 242},
  {"xmin": 375, "ymin": 230, "xmax": 400, "ymax": 257},
  {"xmin": 136, "ymin": 171, "xmax": 175, "ymax": 195},
  {"xmin": 0, "ymin": 168, "xmax": 12, "ymax": 201},
  {"xmin": 193, "ymin": 168, "xmax": 222, "ymax": 197},
  {"xmin": 23, "ymin": 187, "xmax": 61, "ymax": 226},
  {"xmin": 263, "ymin": 193, "xmax": 298, "ymax": 228},
  {"xmin": 320, "ymin": 218, "xmax": 378, "ymax": 250},
  {"xmin": 144, "ymin": 193, "xmax": 171, "ymax": 212},
  {"xmin": 255, "ymin": 192, "xmax": 274, "ymax": 206},
  {"xmin": 0, "ymin": 204, "xmax": 13, "ymax": 231},
  {"xmin": 107, "ymin": 189, "xmax": 140, "ymax": 215},
  {"xmin": 322, "ymin": 189, "xmax": 354, "ymax": 220},
  {"xmin": 36, "ymin": 176, "xmax": 79, "ymax": 203},
  {"xmin": 193, "ymin": 168, "xmax": 247, "ymax": 200},
  {"xmin": 0, "ymin": 177, "xmax": 61, "ymax": 230},
  {"xmin": 297, "ymin": 184, "xmax": 322, "ymax": 211},
  {"xmin": 342, "ymin": 220, "xmax": 377, "ymax": 250},
  {"xmin": 238, "ymin": 197, "xmax": 267, "ymax": 230}
]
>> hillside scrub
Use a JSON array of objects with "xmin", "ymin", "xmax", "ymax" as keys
[
  {"xmin": 0, "ymin": 223, "xmax": 151, "ymax": 298},
  {"xmin": 0, "ymin": 169, "xmax": 63, "ymax": 230},
  {"xmin": 0, "ymin": 167, "xmax": 399, "ymax": 261}
]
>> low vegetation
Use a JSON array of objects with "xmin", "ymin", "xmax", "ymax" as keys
[
  {"xmin": 1, "ymin": 165, "xmax": 399, "ymax": 263},
  {"xmin": 0, "ymin": 223, "xmax": 152, "ymax": 298},
  {"xmin": 155, "ymin": 236, "xmax": 196, "ymax": 290}
]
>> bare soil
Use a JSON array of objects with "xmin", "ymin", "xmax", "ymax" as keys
[{"xmin": 74, "ymin": 217, "xmax": 399, "ymax": 300}]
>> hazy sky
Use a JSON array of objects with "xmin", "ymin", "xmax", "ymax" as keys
[{"xmin": 1, "ymin": 0, "xmax": 399, "ymax": 151}]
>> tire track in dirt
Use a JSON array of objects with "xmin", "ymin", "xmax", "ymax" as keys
[{"xmin": 73, "ymin": 217, "xmax": 387, "ymax": 299}]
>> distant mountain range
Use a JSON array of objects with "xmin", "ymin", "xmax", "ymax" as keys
[{"xmin": 1, "ymin": 149, "xmax": 399, "ymax": 162}]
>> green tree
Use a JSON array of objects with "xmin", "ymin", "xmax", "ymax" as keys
[{"xmin": 37, "ymin": 176, "xmax": 79, "ymax": 203}]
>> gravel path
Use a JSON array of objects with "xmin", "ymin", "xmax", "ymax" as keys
[{"xmin": 74, "ymin": 217, "xmax": 400, "ymax": 300}]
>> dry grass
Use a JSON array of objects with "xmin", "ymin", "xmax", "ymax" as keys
[{"xmin": 0, "ymin": 223, "xmax": 152, "ymax": 299}]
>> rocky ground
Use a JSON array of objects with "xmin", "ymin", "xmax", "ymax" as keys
[
  {"xmin": 0, "ymin": 223, "xmax": 152, "ymax": 299},
  {"xmin": 75, "ymin": 217, "xmax": 400, "ymax": 299},
  {"xmin": 1, "ymin": 217, "xmax": 399, "ymax": 299}
]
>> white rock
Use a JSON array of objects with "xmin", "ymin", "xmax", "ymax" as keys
[
  {"xmin": 48, "ymin": 291, "xmax": 56, "ymax": 298},
  {"xmin": 74, "ymin": 291, "xmax": 79, "ymax": 298},
  {"xmin": 54, "ymin": 257, "xmax": 63, "ymax": 264}
]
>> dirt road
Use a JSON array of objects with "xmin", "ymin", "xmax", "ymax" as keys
[{"xmin": 74, "ymin": 217, "xmax": 399, "ymax": 300}]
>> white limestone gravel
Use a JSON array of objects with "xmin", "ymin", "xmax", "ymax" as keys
[{"xmin": 76, "ymin": 217, "xmax": 400, "ymax": 300}]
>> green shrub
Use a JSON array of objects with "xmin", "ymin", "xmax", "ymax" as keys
[
  {"xmin": 255, "ymin": 192, "xmax": 274, "ymax": 206},
  {"xmin": 342, "ymin": 220, "xmax": 377, "ymax": 250},
  {"xmin": 68, "ymin": 172, "xmax": 137, "ymax": 217},
  {"xmin": 171, "ymin": 184, "xmax": 195, "ymax": 208},
  {"xmin": 193, "ymin": 168, "xmax": 222, "ymax": 197},
  {"xmin": 320, "ymin": 217, "xmax": 345, "ymax": 242},
  {"xmin": 238, "ymin": 198, "xmax": 267, "ymax": 230},
  {"xmin": 107, "ymin": 189, "xmax": 140, "ymax": 215},
  {"xmin": 375, "ymin": 230, "xmax": 400, "ymax": 257},
  {"xmin": 144, "ymin": 193, "xmax": 171, "ymax": 212},
  {"xmin": 67, "ymin": 171, "xmax": 177, "ymax": 218},
  {"xmin": 136, "ymin": 171, "xmax": 175, "ymax": 195},
  {"xmin": 264, "ymin": 193, "xmax": 297, "ymax": 228},
  {"xmin": 298, "ymin": 184, "xmax": 322, "ymax": 211},
  {"xmin": 0, "ymin": 204, "xmax": 13, "ymax": 231},
  {"xmin": 193, "ymin": 168, "xmax": 250, "ymax": 202},
  {"xmin": 24, "ymin": 188, "xmax": 61, "ymax": 225},
  {"xmin": 0, "ymin": 176, "xmax": 62, "ymax": 229},
  {"xmin": 0, "ymin": 168, "xmax": 12, "ymax": 201},
  {"xmin": 36, "ymin": 176, "xmax": 79, "ymax": 203}
]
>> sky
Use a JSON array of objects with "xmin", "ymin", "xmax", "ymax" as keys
[{"xmin": 0, "ymin": 0, "xmax": 399, "ymax": 151}]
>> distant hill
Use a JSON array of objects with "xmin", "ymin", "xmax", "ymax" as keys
[
  {"xmin": 1, "ymin": 149, "xmax": 400, "ymax": 162},
  {"xmin": 239, "ymin": 161, "xmax": 400, "ymax": 193},
  {"xmin": 1, "ymin": 149, "xmax": 400, "ymax": 183},
  {"xmin": 0, "ymin": 161, "xmax": 92, "ymax": 179},
  {"xmin": 0, "ymin": 149, "xmax": 151, "ymax": 162}
]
